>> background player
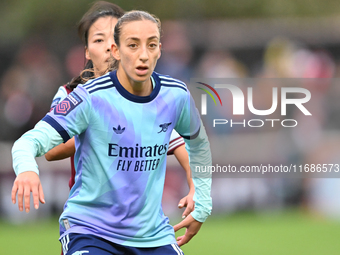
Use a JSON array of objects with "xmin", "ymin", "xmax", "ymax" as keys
[{"xmin": 12, "ymin": 10, "xmax": 212, "ymax": 254}]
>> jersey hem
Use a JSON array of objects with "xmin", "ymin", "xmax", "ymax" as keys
[{"xmin": 59, "ymin": 228, "xmax": 176, "ymax": 248}]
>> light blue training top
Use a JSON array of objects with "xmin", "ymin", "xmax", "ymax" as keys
[{"xmin": 12, "ymin": 70, "xmax": 212, "ymax": 247}]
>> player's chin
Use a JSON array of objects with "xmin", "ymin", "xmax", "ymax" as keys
[{"xmin": 134, "ymin": 73, "xmax": 151, "ymax": 83}]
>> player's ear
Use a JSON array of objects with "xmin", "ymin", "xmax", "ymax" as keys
[
  {"xmin": 85, "ymin": 46, "xmax": 90, "ymax": 60},
  {"xmin": 111, "ymin": 43, "xmax": 120, "ymax": 61},
  {"xmin": 157, "ymin": 42, "xmax": 162, "ymax": 60}
]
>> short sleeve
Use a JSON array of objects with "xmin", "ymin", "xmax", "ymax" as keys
[{"xmin": 167, "ymin": 130, "xmax": 185, "ymax": 155}]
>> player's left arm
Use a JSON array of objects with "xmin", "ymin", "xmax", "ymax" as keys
[
  {"xmin": 12, "ymin": 121, "xmax": 65, "ymax": 212},
  {"xmin": 174, "ymin": 90, "xmax": 212, "ymax": 246}
]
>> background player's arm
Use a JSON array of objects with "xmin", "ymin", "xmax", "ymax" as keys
[
  {"xmin": 173, "ymin": 144, "xmax": 195, "ymax": 218},
  {"xmin": 45, "ymin": 137, "xmax": 75, "ymax": 161}
]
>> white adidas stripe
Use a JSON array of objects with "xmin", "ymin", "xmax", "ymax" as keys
[
  {"xmin": 61, "ymin": 234, "xmax": 70, "ymax": 255},
  {"xmin": 66, "ymin": 234, "xmax": 70, "ymax": 253},
  {"xmin": 83, "ymin": 73, "xmax": 111, "ymax": 88},
  {"xmin": 87, "ymin": 81, "xmax": 113, "ymax": 93},
  {"xmin": 83, "ymin": 77, "xmax": 111, "ymax": 89},
  {"xmin": 171, "ymin": 243, "xmax": 184, "ymax": 255},
  {"xmin": 161, "ymin": 81, "xmax": 187, "ymax": 90},
  {"xmin": 158, "ymin": 75, "xmax": 186, "ymax": 86},
  {"xmin": 171, "ymin": 244, "xmax": 181, "ymax": 255},
  {"xmin": 61, "ymin": 236, "xmax": 66, "ymax": 254}
]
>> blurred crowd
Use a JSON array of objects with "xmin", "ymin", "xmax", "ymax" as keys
[
  {"xmin": 2, "ymin": 20, "xmax": 340, "ymax": 221},
  {"xmin": 2, "ymin": 22, "xmax": 340, "ymax": 141}
]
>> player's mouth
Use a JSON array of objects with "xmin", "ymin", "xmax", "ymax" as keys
[{"xmin": 136, "ymin": 65, "xmax": 149, "ymax": 76}]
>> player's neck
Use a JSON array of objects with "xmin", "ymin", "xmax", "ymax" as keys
[{"xmin": 116, "ymin": 69, "xmax": 153, "ymax": 96}]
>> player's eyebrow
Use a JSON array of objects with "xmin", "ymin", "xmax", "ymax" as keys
[
  {"xmin": 147, "ymin": 36, "xmax": 159, "ymax": 41},
  {"xmin": 90, "ymin": 32, "xmax": 105, "ymax": 38},
  {"xmin": 126, "ymin": 36, "xmax": 159, "ymax": 41}
]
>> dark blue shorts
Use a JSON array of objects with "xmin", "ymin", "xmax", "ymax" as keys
[{"xmin": 60, "ymin": 233, "xmax": 184, "ymax": 255}]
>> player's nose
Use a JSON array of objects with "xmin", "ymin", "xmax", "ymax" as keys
[
  {"xmin": 106, "ymin": 44, "xmax": 111, "ymax": 52},
  {"xmin": 107, "ymin": 38, "xmax": 114, "ymax": 52},
  {"xmin": 139, "ymin": 46, "xmax": 148, "ymax": 62}
]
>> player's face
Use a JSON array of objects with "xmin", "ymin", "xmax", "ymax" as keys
[
  {"xmin": 86, "ymin": 16, "xmax": 118, "ymax": 77},
  {"xmin": 112, "ymin": 20, "xmax": 161, "ymax": 87}
]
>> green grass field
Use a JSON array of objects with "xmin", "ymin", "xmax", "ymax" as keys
[{"xmin": 1, "ymin": 209, "xmax": 340, "ymax": 255}]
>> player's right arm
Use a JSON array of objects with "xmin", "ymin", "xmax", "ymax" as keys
[
  {"xmin": 12, "ymin": 121, "xmax": 65, "ymax": 212},
  {"xmin": 12, "ymin": 86, "xmax": 91, "ymax": 212},
  {"xmin": 45, "ymin": 86, "xmax": 76, "ymax": 161},
  {"xmin": 11, "ymin": 171, "xmax": 45, "ymax": 213}
]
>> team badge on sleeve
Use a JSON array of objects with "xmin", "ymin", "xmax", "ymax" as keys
[{"xmin": 54, "ymin": 92, "xmax": 83, "ymax": 116}]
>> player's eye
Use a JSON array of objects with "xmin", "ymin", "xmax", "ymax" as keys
[
  {"xmin": 149, "ymin": 43, "xmax": 157, "ymax": 48},
  {"xmin": 94, "ymin": 39, "xmax": 104, "ymax": 43},
  {"xmin": 129, "ymin": 43, "xmax": 138, "ymax": 49}
]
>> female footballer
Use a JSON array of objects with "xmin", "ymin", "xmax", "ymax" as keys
[
  {"xmin": 12, "ymin": 10, "xmax": 212, "ymax": 254},
  {"xmin": 46, "ymin": 1, "xmax": 194, "ymax": 219}
]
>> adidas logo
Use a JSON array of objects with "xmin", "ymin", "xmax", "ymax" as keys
[{"xmin": 113, "ymin": 125, "xmax": 125, "ymax": 134}]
